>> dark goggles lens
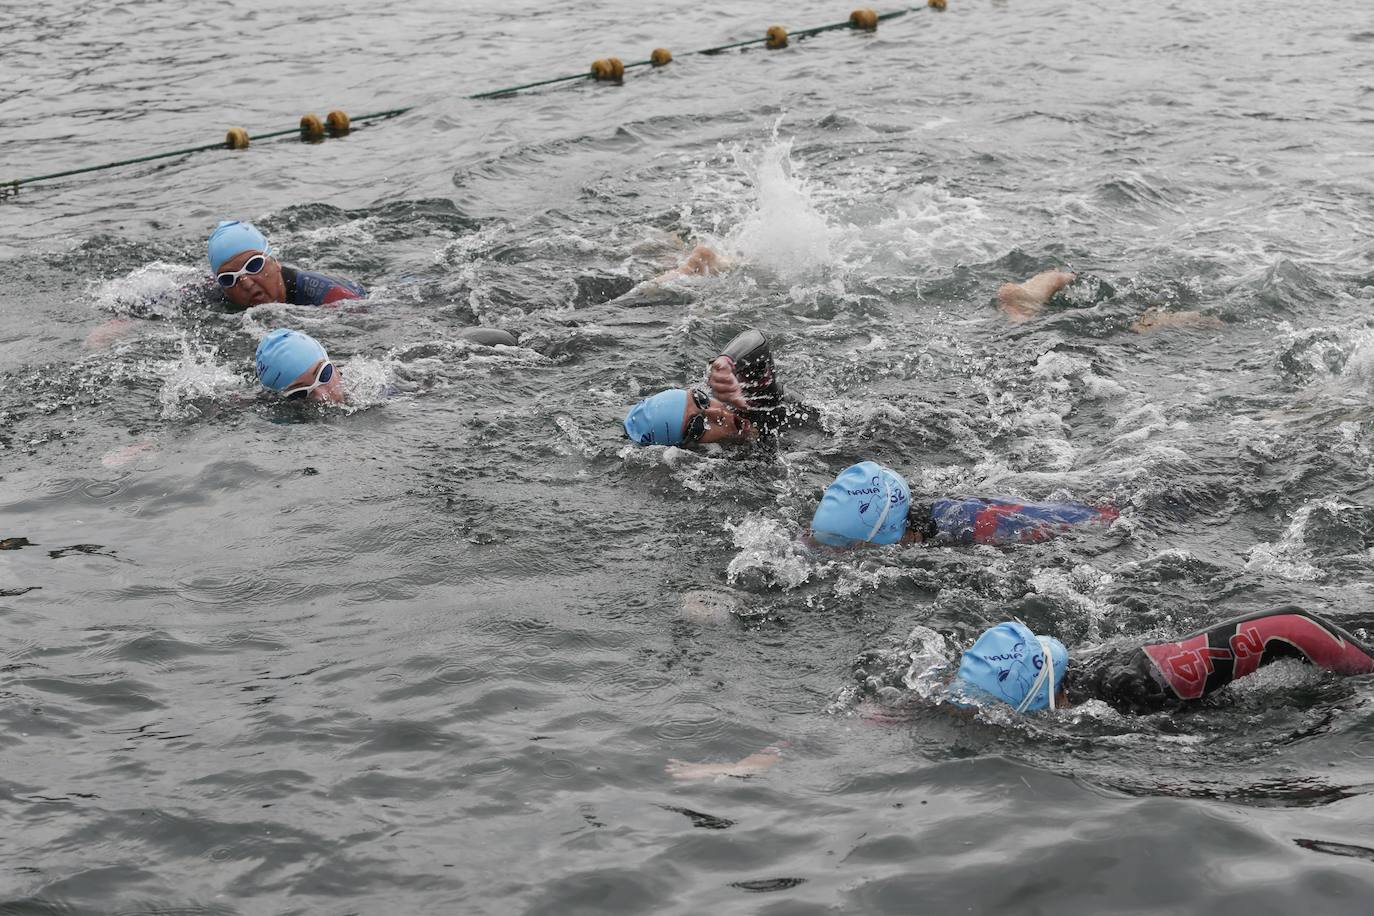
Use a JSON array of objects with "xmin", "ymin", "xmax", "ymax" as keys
[
  {"xmin": 682, "ymin": 388, "xmax": 712, "ymax": 443},
  {"xmin": 282, "ymin": 361, "xmax": 334, "ymax": 401}
]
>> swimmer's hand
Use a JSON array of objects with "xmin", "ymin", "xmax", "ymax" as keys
[
  {"xmin": 665, "ymin": 746, "xmax": 782, "ymax": 781},
  {"xmin": 83, "ymin": 318, "xmax": 138, "ymax": 350},
  {"xmin": 707, "ymin": 356, "xmax": 750, "ymax": 411},
  {"xmin": 647, "ymin": 242, "xmax": 732, "ymax": 286}
]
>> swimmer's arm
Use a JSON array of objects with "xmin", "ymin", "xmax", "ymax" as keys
[
  {"xmin": 996, "ymin": 270, "xmax": 1076, "ymax": 323},
  {"xmin": 665, "ymin": 745, "xmax": 782, "ymax": 781}
]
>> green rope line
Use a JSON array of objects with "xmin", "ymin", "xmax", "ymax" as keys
[
  {"xmin": 2, "ymin": 108, "xmax": 411, "ymax": 195},
  {"xmin": 471, "ymin": 8, "xmax": 914, "ymax": 98},
  {"xmin": 3, "ymin": 7, "xmax": 924, "ymax": 194}
]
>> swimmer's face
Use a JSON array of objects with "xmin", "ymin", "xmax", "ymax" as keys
[
  {"xmin": 284, "ymin": 357, "xmax": 345, "ymax": 404},
  {"xmin": 683, "ymin": 388, "xmax": 757, "ymax": 445},
  {"xmin": 219, "ymin": 249, "xmax": 286, "ymax": 308}
]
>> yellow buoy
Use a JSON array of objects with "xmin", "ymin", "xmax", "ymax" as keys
[
  {"xmin": 326, "ymin": 110, "xmax": 351, "ymax": 137},
  {"xmin": 225, "ymin": 127, "xmax": 250, "ymax": 150},
  {"xmin": 850, "ymin": 8, "xmax": 879, "ymax": 30},
  {"xmin": 650, "ymin": 47, "xmax": 673, "ymax": 67},
  {"xmin": 928, "ymin": 0, "xmax": 947, "ymax": 9},
  {"xmin": 299, "ymin": 113, "xmax": 325, "ymax": 142},
  {"xmin": 590, "ymin": 57, "xmax": 625, "ymax": 81},
  {"xmin": 766, "ymin": 25, "xmax": 788, "ymax": 49}
]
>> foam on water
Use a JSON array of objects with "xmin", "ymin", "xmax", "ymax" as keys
[
  {"xmin": 1026, "ymin": 564, "xmax": 1116, "ymax": 642},
  {"xmin": 862, "ymin": 181, "xmax": 1014, "ymax": 274},
  {"xmin": 91, "ymin": 261, "xmax": 205, "ymax": 318},
  {"xmin": 724, "ymin": 513, "xmax": 816, "ymax": 590},
  {"xmin": 899, "ymin": 625, "xmax": 953, "ymax": 699},
  {"xmin": 156, "ymin": 334, "xmax": 249, "ymax": 420},
  {"xmin": 1244, "ymin": 498, "xmax": 1335, "ymax": 582},
  {"xmin": 336, "ymin": 355, "xmax": 399, "ymax": 410}
]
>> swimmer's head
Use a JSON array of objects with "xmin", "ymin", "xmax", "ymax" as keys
[
  {"xmin": 953, "ymin": 621, "xmax": 1067, "ymax": 714},
  {"xmin": 255, "ymin": 328, "xmax": 344, "ymax": 403},
  {"xmin": 208, "ymin": 220, "xmax": 268, "ymax": 273},
  {"xmin": 810, "ymin": 461, "xmax": 911, "ymax": 547},
  {"xmin": 623, "ymin": 388, "xmax": 755, "ymax": 447},
  {"xmin": 208, "ymin": 220, "xmax": 284, "ymax": 308}
]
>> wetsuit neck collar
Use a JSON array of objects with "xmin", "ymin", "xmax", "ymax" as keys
[{"xmin": 279, "ymin": 264, "xmax": 298, "ymax": 303}]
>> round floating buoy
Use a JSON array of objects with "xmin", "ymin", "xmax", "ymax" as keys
[
  {"xmin": 299, "ymin": 113, "xmax": 325, "ymax": 142},
  {"xmin": 326, "ymin": 110, "xmax": 351, "ymax": 137},
  {"xmin": 225, "ymin": 127, "xmax": 250, "ymax": 150},
  {"xmin": 928, "ymin": 0, "xmax": 947, "ymax": 9},
  {"xmin": 766, "ymin": 25, "xmax": 788, "ymax": 49},
  {"xmin": 849, "ymin": 8, "xmax": 879, "ymax": 30},
  {"xmin": 650, "ymin": 47, "xmax": 673, "ymax": 67},
  {"xmin": 590, "ymin": 57, "xmax": 625, "ymax": 81}
]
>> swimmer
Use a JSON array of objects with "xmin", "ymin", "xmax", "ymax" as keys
[
  {"xmin": 208, "ymin": 220, "xmax": 366, "ymax": 309},
  {"xmin": 253, "ymin": 326, "xmax": 517, "ymax": 403},
  {"xmin": 255, "ymin": 329, "xmax": 345, "ymax": 403},
  {"xmin": 808, "ymin": 461, "xmax": 1118, "ymax": 549},
  {"xmin": 623, "ymin": 327, "xmax": 797, "ymax": 447},
  {"xmin": 997, "ymin": 269, "xmax": 1222, "ymax": 333},
  {"xmin": 858, "ymin": 608, "xmax": 1374, "ymax": 717}
]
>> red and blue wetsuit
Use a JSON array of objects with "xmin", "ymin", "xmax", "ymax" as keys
[
  {"xmin": 920, "ymin": 497, "xmax": 1119, "ymax": 545},
  {"xmin": 280, "ymin": 266, "xmax": 365, "ymax": 306}
]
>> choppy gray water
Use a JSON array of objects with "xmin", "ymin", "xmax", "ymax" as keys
[{"xmin": 4, "ymin": 0, "xmax": 1374, "ymax": 912}]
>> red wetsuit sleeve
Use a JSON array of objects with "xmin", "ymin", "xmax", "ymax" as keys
[
  {"xmin": 321, "ymin": 286, "xmax": 362, "ymax": 305},
  {"xmin": 1140, "ymin": 609, "xmax": 1374, "ymax": 701}
]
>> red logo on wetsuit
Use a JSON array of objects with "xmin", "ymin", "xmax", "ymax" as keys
[
  {"xmin": 1142, "ymin": 614, "xmax": 1374, "ymax": 701},
  {"xmin": 973, "ymin": 504, "xmax": 1031, "ymax": 544}
]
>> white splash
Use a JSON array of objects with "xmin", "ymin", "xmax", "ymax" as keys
[
  {"xmin": 1027, "ymin": 564, "xmax": 1115, "ymax": 642},
  {"xmin": 900, "ymin": 625, "xmax": 954, "ymax": 700},
  {"xmin": 337, "ymin": 356, "xmax": 398, "ymax": 410},
  {"xmin": 726, "ymin": 139, "xmax": 835, "ymax": 281},
  {"xmin": 1244, "ymin": 499, "xmax": 1333, "ymax": 582},
  {"xmin": 157, "ymin": 335, "xmax": 248, "ymax": 420},
  {"xmin": 725, "ymin": 514, "xmax": 815, "ymax": 590},
  {"xmin": 91, "ymin": 261, "xmax": 204, "ymax": 318}
]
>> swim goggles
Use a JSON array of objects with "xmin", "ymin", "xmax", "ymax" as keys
[
  {"xmin": 282, "ymin": 360, "xmax": 335, "ymax": 400},
  {"xmin": 216, "ymin": 247, "xmax": 271, "ymax": 288},
  {"xmin": 682, "ymin": 388, "xmax": 713, "ymax": 443}
]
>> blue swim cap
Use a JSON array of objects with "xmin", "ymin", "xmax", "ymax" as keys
[
  {"xmin": 811, "ymin": 461, "xmax": 911, "ymax": 547},
  {"xmin": 255, "ymin": 329, "xmax": 327, "ymax": 392},
  {"xmin": 624, "ymin": 389, "xmax": 689, "ymax": 446},
  {"xmin": 954, "ymin": 621, "xmax": 1068, "ymax": 713},
  {"xmin": 208, "ymin": 220, "xmax": 270, "ymax": 273}
]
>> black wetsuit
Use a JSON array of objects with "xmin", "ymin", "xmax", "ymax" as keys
[{"xmin": 1064, "ymin": 608, "xmax": 1374, "ymax": 714}]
